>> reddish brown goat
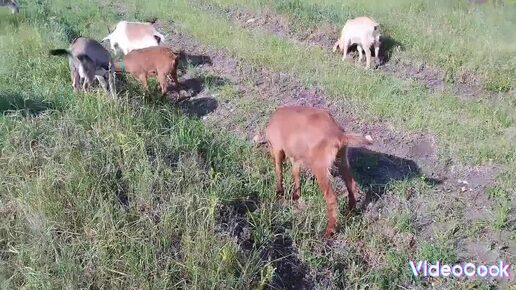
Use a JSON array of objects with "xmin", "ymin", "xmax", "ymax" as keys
[
  {"xmin": 263, "ymin": 106, "xmax": 373, "ymax": 238},
  {"xmin": 114, "ymin": 46, "xmax": 180, "ymax": 95}
]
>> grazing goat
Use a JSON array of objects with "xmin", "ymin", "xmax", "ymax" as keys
[
  {"xmin": 50, "ymin": 37, "xmax": 116, "ymax": 97},
  {"xmin": 102, "ymin": 20, "xmax": 165, "ymax": 55},
  {"xmin": 333, "ymin": 16, "xmax": 382, "ymax": 69},
  {"xmin": 263, "ymin": 106, "xmax": 373, "ymax": 238},
  {"xmin": 0, "ymin": 0, "xmax": 19, "ymax": 13},
  {"xmin": 114, "ymin": 46, "xmax": 180, "ymax": 96}
]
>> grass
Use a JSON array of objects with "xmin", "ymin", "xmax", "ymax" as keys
[
  {"xmin": 203, "ymin": 0, "xmax": 516, "ymax": 92},
  {"xmin": 118, "ymin": 0, "xmax": 516, "ymax": 168},
  {"xmin": 0, "ymin": 0, "xmax": 514, "ymax": 289}
]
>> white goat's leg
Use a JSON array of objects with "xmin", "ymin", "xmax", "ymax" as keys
[
  {"xmin": 364, "ymin": 45, "xmax": 372, "ymax": 69},
  {"xmin": 357, "ymin": 44, "xmax": 363, "ymax": 63}
]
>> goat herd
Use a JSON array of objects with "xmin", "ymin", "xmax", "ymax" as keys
[{"xmin": 6, "ymin": 1, "xmax": 385, "ymax": 238}]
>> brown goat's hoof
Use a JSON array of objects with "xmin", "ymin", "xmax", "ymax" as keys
[{"xmin": 323, "ymin": 229, "xmax": 336, "ymax": 239}]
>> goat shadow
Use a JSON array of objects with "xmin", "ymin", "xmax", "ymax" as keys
[
  {"xmin": 217, "ymin": 192, "xmax": 313, "ymax": 289},
  {"xmin": 378, "ymin": 36, "xmax": 403, "ymax": 64},
  {"xmin": 0, "ymin": 92, "xmax": 54, "ymax": 116},
  {"xmin": 345, "ymin": 36, "xmax": 403, "ymax": 66},
  {"xmin": 346, "ymin": 147, "xmax": 441, "ymax": 208},
  {"xmin": 178, "ymin": 52, "xmax": 213, "ymax": 71},
  {"xmin": 175, "ymin": 54, "xmax": 224, "ymax": 118}
]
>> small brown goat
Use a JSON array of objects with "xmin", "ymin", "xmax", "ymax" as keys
[
  {"xmin": 263, "ymin": 106, "xmax": 373, "ymax": 238},
  {"xmin": 114, "ymin": 46, "xmax": 180, "ymax": 95}
]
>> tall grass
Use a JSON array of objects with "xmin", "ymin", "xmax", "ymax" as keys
[
  {"xmin": 0, "ymin": 0, "xmax": 513, "ymax": 289},
  {"xmin": 0, "ymin": 1, "xmax": 276, "ymax": 288}
]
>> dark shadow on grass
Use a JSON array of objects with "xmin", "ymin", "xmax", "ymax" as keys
[
  {"xmin": 264, "ymin": 222, "xmax": 313, "ymax": 290},
  {"xmin": 178, "ymin": 53, "xmax": 213, "ymax": 72},
  {"xmin": 217, "ymin": 192, "xmax": 313, "ymax": 289},
  {"xmin": 176, "ymin": 75, "xmax": 228, "ymax": 118},
  {"xmin": 345, "ymin": 148, "xmax": 442, "ymax": 208},
  {"xmin": 217, "ymin": 193, "xmax": 259, "ymax": 252},
  {"xmin": 0, "ymin": 93, "xmax": 54, "ymax": 116},
  {"xmin": 114, "ymin": 164, "xmax": 129, "ymax": 208},
  {"xmin": 178, "ymin": 97, "xmax": 218, "ymax": 118},
  {"xmin": 181, "ymin": 75, "xmax": 227, "ymax": 98},
  {"xmin": 378, "ymin": 36, "xmax": 403, "ymax": 65}
]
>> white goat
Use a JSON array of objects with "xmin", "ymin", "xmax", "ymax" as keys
[
  {"xmin": 102, "ymin": 21, "xmax": 165, "ymax": 55},
  {"xmin": 333, "ymin": 16, "xmax": 382, "ymax": 69}
]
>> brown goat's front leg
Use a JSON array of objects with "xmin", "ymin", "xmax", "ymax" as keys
[
  {"xmin": 157, "ymin": 73, "xmax": 168, "ymax": 96},
  {"xmin": 138, "ymin": 74, "xmax": 149, "ymax": 91},
  {"xmin": 315, "ymin": 168, "xmax": 338, "ymax": 238},
  {"xmin": 273, "ymin": 149, "xmax": 285, "ymax": 197},
  {"xmin": 291, "ymin": 159, "xmax": 302, "ymax": 201}
]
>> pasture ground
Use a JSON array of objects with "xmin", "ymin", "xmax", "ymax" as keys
[{"xmin": 0, "ymin": 0, "xmax": 514, "ymax": 289}]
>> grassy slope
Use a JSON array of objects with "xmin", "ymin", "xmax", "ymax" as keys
[
  {"xmin": 205, "ymin": 0, "xmax": 516, "ymax": 92},
  {"xmin": 192, "ymin": 0, "xmax": 515, "ymax": 244},
  {"xmin": 117, "ymin": 0, "xmax": 516, "ymax": 168},
  {"xmin": 0, "ymin": 1, "xmax": 276, "ymax": 288},
  {"xmin": 0, "ymin": 0, "xmax": 513, "ymax": 290},
  {"xmin": 123, "ymin": 0, "xmax": 515, "ymax": 237}
]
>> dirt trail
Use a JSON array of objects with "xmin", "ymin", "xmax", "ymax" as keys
[{"xmin": 219, "ymin": 7, "xmax": 512, "ymax": 103}]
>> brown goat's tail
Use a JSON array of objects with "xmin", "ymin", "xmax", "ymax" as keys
[{"xmin": 339, "ymin": 133, "xmax": 373, "ymax": 147}]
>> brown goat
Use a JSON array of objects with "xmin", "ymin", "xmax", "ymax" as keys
[
  {"xmin": 263, "ymin": 106, "xmax": 373, "ymax": 238},
  {"xmin": 114, "ymin": 46, "xmax": 180, "ymax": 95}
]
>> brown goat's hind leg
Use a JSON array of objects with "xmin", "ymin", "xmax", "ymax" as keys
[
  {"xmin": 340, "ymin": 160, "xmax": 358, "ymax": 210},
  {"xmin": 273, "ymin": 149, "xmax": 285, "ymax": 197},
  {"xmin": 291, "ymin": 159, "xmax": 302, "ymax": 201},
  {"xmin": 314, "ymin": 168, "xmax": 338, "ymax": 238},
  {"xmin": 171, "ymin": 69, "xmax": 179, "ymax": 90}
]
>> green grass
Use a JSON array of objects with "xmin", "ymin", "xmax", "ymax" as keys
[
  {"xmin": 203, "ymin": 0, "xmax": 516, "ymax": 92},
  {"xmin": 0, "ymin": 0, "xmax": 514, "ymax": 289},
  {"xmin": 118, "ymin": 0, "xmax": 516, "ymax": 168}
]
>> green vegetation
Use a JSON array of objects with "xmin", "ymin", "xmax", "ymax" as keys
[
  {"xmin": 0, "ymin": 0, "xmax": 514, "ymax": 289},
  {"xmin": 204, "ymin": 0, "xmax": 516, "ymax": 92}
]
